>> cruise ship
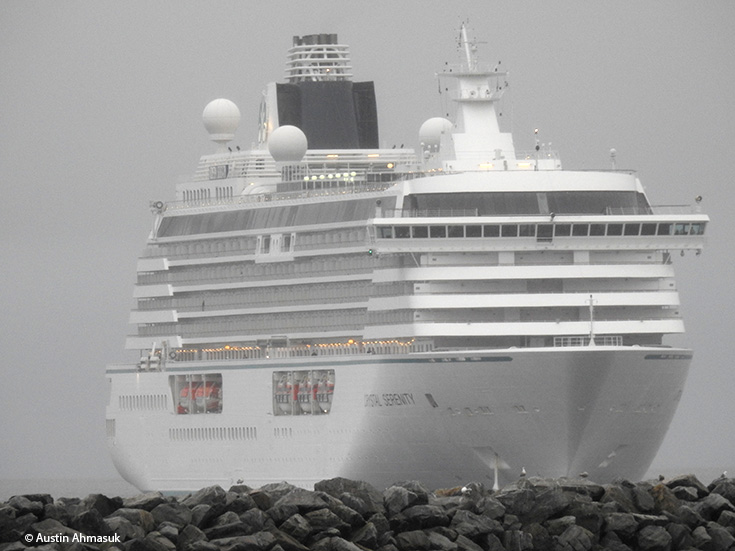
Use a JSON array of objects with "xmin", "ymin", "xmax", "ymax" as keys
[{"xmin": 106, "ymin": 28, "xmax": 708, "ymax": 492}]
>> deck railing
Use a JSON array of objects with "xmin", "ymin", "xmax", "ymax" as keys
[
  {"xmin": 166, "ymin": 340, "xmax": 431, "ymax": 363},
  {"xmin": 554, "ymin": 335, "xmax": 623, "ymax": 347},
  {"xmin": 385, "ymin": 205, "xmax": 701, "ymax": 218}
]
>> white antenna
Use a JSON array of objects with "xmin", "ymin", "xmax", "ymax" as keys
[
  {"xmin": 460, "ymin": 23, "xmax": 473, "ymax": 69},
  {"xmin": 493, "ymin": 453, "xmax": 500, "ymax": 491},
  {"xmin": 459, "ymin": 21, "xmax": 484, "ymax": 71},
  {"xmin": 587, "ymin": 295, "xmax": 597, "ymax": 346}
]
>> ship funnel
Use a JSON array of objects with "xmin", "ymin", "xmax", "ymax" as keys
[{"xmin": 285, "ymin": 34, "xmax": 353, "ymax": 82}]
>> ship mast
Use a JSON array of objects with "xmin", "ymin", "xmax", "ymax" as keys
[
  {"xmin": 438, "ymin": 23, "xmax": 517, "ymax": 170},
  {"xmin": 460, "ymin": 23, "xmax": 476, "ymax": 71}
]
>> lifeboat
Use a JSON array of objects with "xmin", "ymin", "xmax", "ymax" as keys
[
  {"xmin": 274, "ymin": 375, "xmax": 292, "ymax": 414},
  {"xmin": 177, "ymin": 383, "xmax": 200, "ymax": 414},
  {"xmin": 296, "ymin": 375, "xmax": 313, "ymax": 414},
  {"xmin": 195, "ymin": 381, "xmax": 222, "ymax": 413},
  {"xmin": 316, "ymin": 374, "xmax": 335, "ymax": 413}
]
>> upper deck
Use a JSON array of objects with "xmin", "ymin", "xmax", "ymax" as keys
[{"xmin": 123, "ymin": 28, "xmax": 709, "ymax": 357}]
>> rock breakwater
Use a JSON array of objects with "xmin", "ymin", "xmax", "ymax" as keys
[{"xmin": 2, "ymin": 474, "xmax": 735, "ymax": 551}]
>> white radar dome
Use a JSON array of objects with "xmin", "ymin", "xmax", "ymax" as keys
[
  {"xmin": 419, "ymin": 117, "xmax": 453, "ymax": 151},
  {"xmin": 203, "ymin": 98, "xmax": 241, "ymax": 145},
  {"xmin": 268, "ymin": 125, "xmax": 308, "ymax": 163}
]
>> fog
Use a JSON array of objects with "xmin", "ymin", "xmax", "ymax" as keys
[{"xmin": 1, "ymin": 1, "xmax": 733, "ymax": 485}]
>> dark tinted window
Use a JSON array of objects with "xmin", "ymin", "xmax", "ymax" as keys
[
  {"xmin": 466, "ymin": 225, "xmax": 482, "ymax": 237},
  {"xmin": 430, "ymin": 225, "xmax": 446, "ymax": 238},
  {"xmin": 624, "ymin": 223, "xmax": 640, "ymax": 236},
  {"xmin": 395, "ymin": 226, "xmax": 410, "ymax": 238},
  {"xmin": 158, "ymin": 197, "xmax": 395, "ymax": 237},
  {"xmin": 537, "ymin": 224, "xmax": 553, "ymax": 240},
  {"xmin": 590, "ymin": 224, "xmax": 606, "ymax": 236},
  {"xmin": 572, "ymin": 224, "xmax": 589, "ymax": 236},
  {"xmin": 607, "ymin": 224, "xmax": 623, "ymax": 236},
  {"xmin": 484, "ymin": 225, "xmax": 500, "ymax": 237},
  {"xmin": 641, "ymin": 223, "xmax": 657, "ymax": 235},
  {"xmin": 502, "ymin": 225, "xmax": 518, "ymax": 237},
  {"xmin": 404, "ymin": 191, "xmax": 649, "ymax": 216},
  {"xmin": 554, "ymin": 224, "xmax": 571, "ymax": 236},
  {"xmin": 519, "ymin": 224, "xmax": 535, "ymax": 237}
]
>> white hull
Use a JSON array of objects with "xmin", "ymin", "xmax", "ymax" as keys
[
  {"xmin": 107, "ymin": 29, "xmax": 706, "ymax": 493},
  {"xmin": 106, "ymin": 346, "xmax": 690, "ymax": 491}
]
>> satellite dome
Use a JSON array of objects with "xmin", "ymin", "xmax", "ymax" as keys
[
  {"xmin": 268, "ymin": 125, "xmax": 308, "ymax": 163},
  {"xmin": 419, "ymin": 117, "xmax": 453, "ymax": 151},
  {"xmin": 203, "ymin": 98, "xmax": 241, "ymax": 144}
]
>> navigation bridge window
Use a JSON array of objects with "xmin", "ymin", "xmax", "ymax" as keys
[
  {"xmin": 377, "ymin": 221, "xmax": 706, "ymax": 240},
  {"xmin": 273, "ymin": 370, "xmax": 335, "ymax": 416},
  {"xmin": 170, "ymin": 374, "xmax": 222, "ymax": 414}
]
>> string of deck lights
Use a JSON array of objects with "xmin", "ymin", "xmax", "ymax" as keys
[{"xmin": 170, "ymin": 339, "xmax": 417, "ymax": 360}]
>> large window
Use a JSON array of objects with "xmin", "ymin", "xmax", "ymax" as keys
[
  {"xmin": 404, "ymin": 191, "xmax": 650, "ymax": 216},
  {"xmin": 158, "ymin": 197, "xmax": 396, "ymax": 237},
  {"xmin": 273, "ymin": 370, "xmax": 335, "ymax": 415},
  {"xmin": 170, "ymin": 374, "xmax": 222, "ymax": 414}
]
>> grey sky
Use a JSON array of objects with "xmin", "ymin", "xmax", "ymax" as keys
[{"xmin": 1, "ymin": 1, "xmax": 733, "ymax": 483}]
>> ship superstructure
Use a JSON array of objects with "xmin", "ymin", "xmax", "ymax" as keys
[{"xmin": 106, "ymin": 29, "xmax": 708, "ymax": 492}]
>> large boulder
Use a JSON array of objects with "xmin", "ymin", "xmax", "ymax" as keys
[
  {"xmin": 104, "ymin": 515, "xmax": 146, "ymax": 541},
  {"xmin": 692, "ymin": 492, "xmax": 735, "ymax": 521},
  {"xmin": 106, "ymin": 507, "xmax": 156, "ymax": 533},
  {"xmin": 494, "ymin": 488, "xmax": 535, "ymax": 517},
  {"xmin": 83, "ymin": 493, "xmax": 123, "ymax": 517},
  {"xmin": 123, "ymin": 492, "xmax": 167, "ymax": 511},
  {"xmin": 556, "ymin": 524, "xmax": 594, "ymax": 551},
  {"xmin": 636, "ymin": 525, "xmax": 671, "ymax": 551},
  {"xmin": 304, "ymin": 508, "xmax": 349, "ymax": 537},
  {"xmin": 705, "ymin": 520, "xmax": 735, "ymax": 550},
  {"xmin": 449, "ymin": 509, "xmax": 502, "ymax": 539},
  {"xmin": 314, "ymin": 478, "xmax": 384, "ymax": 516},
  {"xmin": 664, "ymin": 474, "xmax": 709, "ymax": 499},
  {"xmin": 7, "ymin": 496, "xmax": 44, "ymax": 518},
  {"xmin": 279, "ymin": 513, "xmax": 311, "ymax": 542},
  {"xmin": 709, "ymin": 477, "xmax": 735, "ymax": 504},
  {"xmin": 150, "ymin": 502, "xmax": 193, "ymax": 528},
  {"xmin": 523, "ymin": 487, "xmax": 570, "ymax": 523},
  {"xmin": 391, "ymin": 504, "xmax": 449, "ymax": 532},
  {"xmin": 182, "ymin": 486, "xmax": 228, "ymax": 510},
  {"xmin": 603, "ymin": 512, "xmax": 638, "ymax": 540},
  {"xmin": 383, "ymin": 486, "xmax": 420, "ymax": 517}
]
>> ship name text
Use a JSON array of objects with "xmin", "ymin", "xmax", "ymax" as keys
[{"xmin": 364, "ymin": 393, "xmax": 415, "ymax": 407}]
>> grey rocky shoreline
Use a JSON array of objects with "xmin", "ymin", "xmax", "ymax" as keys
[{"xmin": 2, "ymin": 474, "xmax": 734, "ymax": 551}]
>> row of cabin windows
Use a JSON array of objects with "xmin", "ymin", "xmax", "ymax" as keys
[
  {"xmin": 379, "ymin": 222, "xmax": 705, "ymax": 240},
  {"xmin": 138, "ymin": 281, "xmax": 408, "ymax": 311},
  {"xmin": 137, "ymin": 253, "xmax": 400, "ymax": 285}
]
